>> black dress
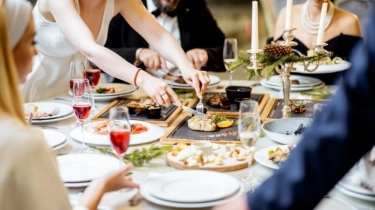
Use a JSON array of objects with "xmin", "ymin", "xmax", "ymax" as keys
[{"xmin": 269, "ymin": 34, "xmax": 363, "ymax": 85}]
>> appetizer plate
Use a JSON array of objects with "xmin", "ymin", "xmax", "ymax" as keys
[
  {"xmin": 335, "ymin": 183, "xmax": 375, "ymax": 202},
  {"xmin": 254, "ymin": 145, "xmax": 295, "ymax": 170},
  {"xmin": 23, "ymin": 102, "xmax": 73, "ymax": 120},
  {"xmin": 57, "ymin": 154, "xmax": 120, "ymax": 183},
  {"xmin": 164, "ymin": 75, "xmax": 220, "ymax": 87},
  {"xmin": 41, "ymin": 130, "xmax": 68, "ymax": 150},
  {"xmin": 261, "ymin": 75, "xmax": 323, "ymax": 87},
  {"xmin": 85, "ymin": 83, "xmax": 137, "ymax": 97},
  {"xmin": 70, "ymin": 120, "xmax": 165, "ymax": 146},
  {"xmin": 141, "ymin": 171, "xmax": 244, "ymax": 208},
  {"xmin": 30, "ymin": 113, "xmax": 75, "ymax": 124},
  {"xmin": 148, "ymin": 170, "xmax": 240, "ymax": 203},
  {"xmin": 294, "ymin": 60, "xmax": 351, "ymax": 74},
  {"xmin": 260, "ymin": 80, "xmax": 325, "ymax": 91}
]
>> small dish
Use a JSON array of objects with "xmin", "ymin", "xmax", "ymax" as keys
[
  {"xmin": 225, "ymin": 86, "xmax": 252, "ymax": 103},
  {"xmin": 146, "ymin": 105, "xmax": 161, "ymax": 119},
  {"xmin": 234, "ymin": 98, "xmax": 252, "ymax": 110},
  {"xmin": 191, "ymin": 141, "xmax": 212, "ymax": 155}
]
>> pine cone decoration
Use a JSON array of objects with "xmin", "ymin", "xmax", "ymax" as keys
[{"xmin": 264, "ymin": 44, "xmax": 292, "ymax": 59}]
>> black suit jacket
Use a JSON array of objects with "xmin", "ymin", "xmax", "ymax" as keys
[
  {"xmin": 104, "ymin": 0, "xmax": 226, "ymax": 72},
  {"xmin": 247, "ymin": 7, "xmax": 375, "ymax": 210}
]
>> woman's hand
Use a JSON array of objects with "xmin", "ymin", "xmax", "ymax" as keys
[
  {"xmin": 137, "ymin": 71, "xmax": 181, "ymax": 106},
  {"xmin": 180, "ymin": 67, "xmax": 210, "ymax": 99}
]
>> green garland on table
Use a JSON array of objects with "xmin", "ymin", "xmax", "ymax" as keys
[
  {"xmin": 228, "ymin": 50, "xmax": 330, "ymax": 80},
  {"xmin": 91, "ymin": 143, "xmax": 173, "ymax": 167},
  {"xmin": 301, "ymin": 86, "xmax": 333, "ymax": 100}
]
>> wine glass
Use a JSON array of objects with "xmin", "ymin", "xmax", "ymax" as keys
[
  {"xmin": 84, "ymin": 59, "xmax": 101, "ymax": 114},
  {"xmin": 108, "ymin": 107, "xmax": 131, "ymax": 170},
  {"xmin": 72, "ymin": 80, "xmax": 93, "ymax": 153},
  {"xmin": 69, "ymin": 61, "xmax": 85, "ymax": 127},
  {"xmin": 223, "ymin": 38, "xmax": 238, "ymax": 86},
  {"xmin": 238, "ymin": 100, "xmax": 261, "ymax": 190}
]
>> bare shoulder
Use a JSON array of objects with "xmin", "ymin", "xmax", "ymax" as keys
[
  {"xmin": 334, "ymin": 8, "xmax": 359, "ymax": 23},
  {"xmin": 334, "ymin": 8, "xmax": 361, "ymax": 36}
]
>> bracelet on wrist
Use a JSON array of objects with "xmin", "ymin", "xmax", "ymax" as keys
[{"xmin": 134, "ymin": 68, "xmax": 142, "ymax": 89}]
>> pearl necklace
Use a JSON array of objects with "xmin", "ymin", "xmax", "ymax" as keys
[{"xmin": 301, "ymin": 0, "xmax": 334, "ymax": 35}]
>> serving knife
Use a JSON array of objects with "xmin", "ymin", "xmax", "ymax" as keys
[{"xmin": 179, "ymin": 105, "xmax": 207, "ymax": 117}]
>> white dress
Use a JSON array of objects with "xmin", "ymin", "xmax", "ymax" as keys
[{"xmin": 22, "ymin": 0, "xmax": 114, "ymax": 102}]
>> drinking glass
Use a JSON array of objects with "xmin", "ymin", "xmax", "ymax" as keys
[
  {"xmin": 72, "ymin": 80, "xmax": 93, "ymax": 153},
  {"xmin": 223, "ymin": 38, "xmax": 238, "ymax": 86},
  {"xmin": 108, "ymin": 107, "xmax": 131, "ymax": 170},
  {"xmin": 238, "ymin": 100, "xmax": 261, "ymax": 189},
  {"xmin": 84, "ymin": 59, "xmax": 101, "ymax": 114},
  {"xmin": 69, "ymin": 61, "xmax": 85, "ymax": 127}
]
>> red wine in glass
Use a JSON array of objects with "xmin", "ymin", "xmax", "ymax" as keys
[
  {"xmin": 110, "ymin": 130, "xmax": 130, "ymax": 157},
  {"xmin": 84, "ymin": 69, "xmax": 101, "ymax": 88},
  {"xmin": 73, "ymin": 102, "xmax": 91, "ymax": 122}
]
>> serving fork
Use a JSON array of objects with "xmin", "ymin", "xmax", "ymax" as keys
[{"xmin": 196, "ymin": 98, "xmax": 204, "ymax": 114}]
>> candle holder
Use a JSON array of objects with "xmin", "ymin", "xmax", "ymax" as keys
[
  {"xmin": 246, "ymin": 49, "xmax": 263, "ymax": 77},
  {"xmin": 278, "ymin": 28, "xmax": 298, "ymax": 47}
]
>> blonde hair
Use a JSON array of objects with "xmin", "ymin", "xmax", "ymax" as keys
[{"xmin": 0, "ymin": 0, "xmax": 26, "ymax": 125}]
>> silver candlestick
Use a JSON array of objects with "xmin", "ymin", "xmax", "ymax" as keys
[{"xmin": 246, "ymin": 49, "xmax": 263, "ymax": 77}]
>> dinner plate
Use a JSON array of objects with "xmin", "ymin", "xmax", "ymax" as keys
[
  {"xmin": 260, "ymin": 80, "xmax": 325, "ymax": 91},
  {"xmin": 57, "ymin": 154, "xmax": 120, "ymax": 183},
  {"xmin": 339, "ymin": 179, "xmax": 375, "ymax": 196},
  {"xmin": 147, "ymin": 170, "xmax": 240, "ymax": 203},
  {"xmin": 170, "ymin": 83, "xmax": 219, "ymax": 90},
  {"xmin": 30, "ymin": 112, "xmax": 75, "ymax": 124},
  {"xmin": 293, "ymin": 61, "xmax": 351, "ymax": 74},
  {"xmin": 64, "ymin": 181, "xmax": 91, "ymax": 188},
  {"xmin": 164, "ymin": 75, "xmax": 220, "ymax": 87},
  {"xmin": 141, "ymin": 177, "xmax": 244, "ymax": 208},
  {"xmin": 254, "ymin": 145, "xmax": 295, "ymax": 170},
  {"xmin": 24, "ymin": 102, "xmax": 73, "ymax": 120},
  {"xmin": 335, "ymin": 183, "xmax": 375, "ymax": 202},
  {"xmin": 261, "ymin": 75, "xmax": 323, "ymax": 87},
  {"xmin": 41, "ymin": 130, "xmax": 68, "ymax": 150},
  {"xmin": 70, "ymin": 120, "xmax": 165, "ymax": 146},
  {"xmin": 84, "ymin": 83, "xmax": 137, "ymax": 97}
]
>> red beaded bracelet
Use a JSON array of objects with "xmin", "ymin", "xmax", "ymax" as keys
[{"xmin": 134, "ymin": 68, "xmax": 142, "ymax": 88}]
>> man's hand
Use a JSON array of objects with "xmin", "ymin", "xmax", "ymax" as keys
[
  {"xmin": 186, "ymin": 48, "xmax": 208, "ymax": 70},
  {"xmin": 139, "ymin": 49, "xmax": 169, "ymax": 72}
]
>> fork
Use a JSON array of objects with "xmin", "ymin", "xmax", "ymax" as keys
[
  {"xmin": 196, "ymin": 98, "xmax": 204, "ymax": 113},
  {"xmin": 27, "ymin": 112, "xmax": 33, "ymax": 125},
  {"xmin": 50, "ymin": 107, "xmax": 61, "ymax": 116}
]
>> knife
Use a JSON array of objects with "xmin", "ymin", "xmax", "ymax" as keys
[{"xmin": 180, "ymin": 105, "xmax": 207, "ymax": 117}]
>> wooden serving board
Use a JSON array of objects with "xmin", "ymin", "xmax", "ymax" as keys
[
  {"xmin": 187, "ymin": 92, "xmax": 269, "ymax": 116},
  {"xmin": 165, "ymin": 145, "xmax": 251, "ymax": 172},
  {"xmin": 261, "ymin": 98, "xmax": 329, "ymax": 123},
  {"xmin": 160, "ymin": 113, "xmax": 242, "ymax": 145},
  {"xmin": 91, "ymin": 99, "xmax": 187, "ymax": 127}
]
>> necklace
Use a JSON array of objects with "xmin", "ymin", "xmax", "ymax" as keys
[{"xmin": 301, "ymin": 0, "xmax": 334, "ymax": 35}]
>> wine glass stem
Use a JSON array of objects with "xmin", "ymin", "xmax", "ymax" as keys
[
  {"xmin": 80, "ymin": 122, "xmax": 87, "ymax": 150},
  {"xmin": 91, "ymin": 88, "xmax": 96, "ymax": 112},
  {"xmin": 229, "ymin": 72, "xmax": 233, "ymax": 86},
  {"xmin": 119, "ymin": 157, "xmax": 123, "ymax": 169}
]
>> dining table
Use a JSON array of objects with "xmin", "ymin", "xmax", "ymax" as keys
[{"xmin": 39, "ymin": 79, "xmax": 374, "ymax": 210}]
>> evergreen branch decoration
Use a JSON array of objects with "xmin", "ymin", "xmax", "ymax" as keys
[
  {"xmin": 300, "ymin": 86, "xmax": 333, "ymax": 99},
  {"xmin": 227, "ymin": 43, "xmax": 331, "ymax": 80},
  {"xmin": 91, "ymin": 143, "xmax": 173, "ymax": 167}
]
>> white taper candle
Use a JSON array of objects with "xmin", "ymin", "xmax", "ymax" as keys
[
  {"xmin": 251, "ymin": 0, "xmax": 259, "ymax": 52},
  {"xmin": 316, "ymin": 1, "xmax": 328, "ymax": 45},
  {"xmin": 285, "ymin": 0, "xmax": 293, "ymax": 30}
]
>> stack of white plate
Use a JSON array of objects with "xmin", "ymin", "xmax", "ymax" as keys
[
  {"xmin": 41, "ymin": 130, "xmax": 68, "ymax": 150},
  {"xmin": 84, "ymin": 83, "xmax": 137, "ymax": 102},
  {"xmin": 260, "ymin": 75, "xmax": 324, "ymax": 91},
  {"xmin": 336, "ymin": 179, "xmax": 375, "ymax": 202},
  {"xmin": 57, "ymin": 154, "xmax": 120, "ymax": 187},
  {"xmin": 23, "ymin": 102, "xmax": 74, "ymax": 124},
  {"xmin": 293, "ymin": 61, "xmax": 351, "ymax": 74},
  {"xmin": 164, "ymin": 75, "xmax": 221, "ymax": 89},
  {"xmin": 141, "ymin": 170, "xmax": 243, "ymax": 208}
]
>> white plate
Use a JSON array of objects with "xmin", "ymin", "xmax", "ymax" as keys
[
  {"xmin": 339, "ymin": 179, "xmax": 375, "ymax": 196},
  {"xmin": 294, "ymin": 61, "xmax": 351, "ymax": 74},
  {"xmin": 57, "ymin": 154, "xmax": 120, "ymax": 183},
  {"xmin": 260, "ymin": 80, "xmax": 325, "ymax": 91},
  {"xmin": 147, "ymin": 170, "xmax": 240, "ymax": 203},
  {"xmin": 31, "ymin": 112, "xmax": 75, "ymax": 124},
  {"xmin": 170, "ymin": 83, "xmax": 219, "ymax": 90},
  {"xmin": 85, "ymin": 83, "xmax": 137, "ymax": 97},
  {"xmin": 336, "ymin": 183, "xmax": 375, "ymax": 202},
  {"xmin": 254, "ymin": 145, "xmax": 295, "ymax": 170},
  {"xmin": 24, "ymin": 102, "xmax": 73, "ymax": 120},
  {"xmin": 64, "ymin": 181, "xmax": 91, "ymax": 188},
  {"xmin": 41, "ymin": 130, "xmax": 68, "ymax": 150},
  {"xmin": 164, "ymin": 75, "xmax": 220, "ymax": 87},
  {"xmin": 70, "ymin": 120, "xmax": 165, "ymax": 146},
  {"xmin": 262, "ymin": 75, "xmax": 323, "ymax": 87},
  {"xmin": 141, "ymin": 177, "xmax": 244, "ymax": 208}
]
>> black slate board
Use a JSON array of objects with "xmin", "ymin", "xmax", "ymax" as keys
[{"xmin": 267, "ymin": 99, "xmax": 327, "ymax": 119}]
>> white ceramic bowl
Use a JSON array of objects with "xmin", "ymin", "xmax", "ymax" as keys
[
  {"xmin": 261, "ymin": 118, "xmax": 313, "ymax": 145},
  {"xmin": 191, "ymin": 141, "xmax": 212, "ymax": 155}
]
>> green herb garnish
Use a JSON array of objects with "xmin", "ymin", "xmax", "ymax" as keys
[
  {"xmin": 96, "ymin": 87, "xmax": 106, "ymax": 94},
  {"xmin": 91, "ymin": 143, "xmax": 172, "ymax": 167},
  {"xmin": 210, "ymin": 115, "xmax": 228, "ymax": 124}
]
